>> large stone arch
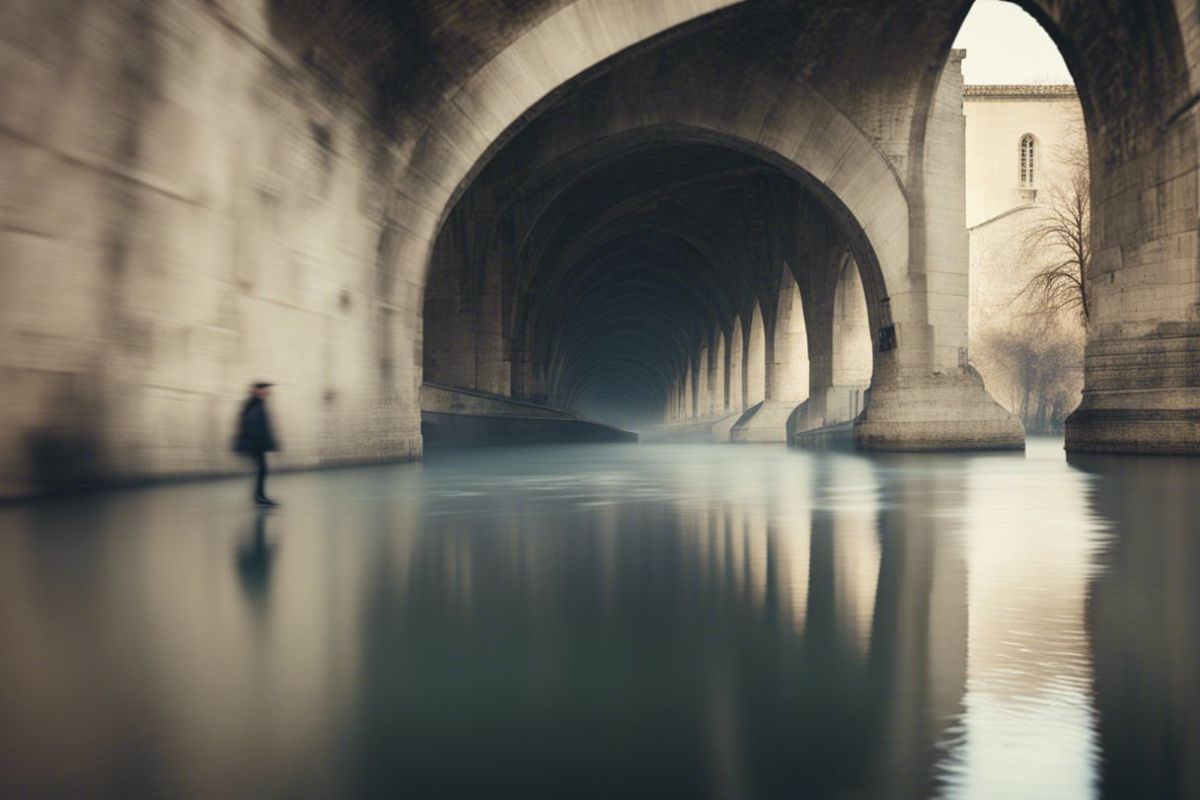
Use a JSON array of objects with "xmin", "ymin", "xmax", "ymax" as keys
[
  {"xmin": 380, "ymin": 0, "xmax": 747, "ymax": 257},
  {"xmin": 411, "ymin": 6, "xmax": 1032, "ymax": 449},
  {"xmin": 950, "ymin": 0, "xmax": 1200, "ymax": 452},
  {"xmin": 410, "ymin": 75, "xmax": 910, "ymax": 383}
]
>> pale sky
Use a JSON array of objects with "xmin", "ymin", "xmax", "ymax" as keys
[{"xmin": 953, "ymin": 0, "xmax": 1074, "ymax": 85}]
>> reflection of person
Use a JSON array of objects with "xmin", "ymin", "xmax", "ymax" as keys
[
  {"xmin": 235, "ymin": 508, "xmax": 276, "ymax": 604},
  {"xmin": 233, "ymin": 382, "xmax": 280, "ymax": 507}
]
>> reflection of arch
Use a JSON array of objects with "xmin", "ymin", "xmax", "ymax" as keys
[
  {"xmin": 830, "ymin": 462, "xmax": 880, "ymax": 658},
  {"xmin": 745, "ymin": 304, "xmax": 767, "ymax": 408},
  {"xmin": 832, "ymin": 256, "xmax": 873, "ymax": 389}
]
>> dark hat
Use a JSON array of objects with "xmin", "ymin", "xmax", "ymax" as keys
[{"xmin": 252, "ymin": 381, "xmax": 274, "ymax": 389}]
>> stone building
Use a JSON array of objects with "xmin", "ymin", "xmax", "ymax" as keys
[
  {"xmin": 965, "ymin": 85, "xmax": 1083, "ymax": 228},
  {"xmin": 964, "ymin": 84, "xmax": 1088, "ymax": 433}
]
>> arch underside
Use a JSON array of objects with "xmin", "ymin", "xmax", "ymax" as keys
[
  {"xmin": 419, "ymin": 7, "xmax": 920, "ymax": 437},
  {"xmin": 410, "ymin": 0, "xmax": 1198, "ymax": 452}
]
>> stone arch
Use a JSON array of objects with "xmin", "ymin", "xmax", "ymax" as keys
[
  {"xmin": 745, "ymin": 303, "xmax": 767, "ymax": 408},
  {"xmin": 772, "ymin": 275, "xmax": 810, "ymax": 403},
  {"xmin": 705, "ymin": 326, "xmax": 724, "ymax": 417},
  {"xmin": 832, "ymin": 256, "xmax": 873, "ymax": 390},
  {"xmin": 955, "ymin": 0, "xmax": 1200, "ymax": 452},
  {"xmin": 683, "ymin": 361, "xmax": 695, "ymax": 420},
  {"xmin": 697, "ymin": 339, "xmax": 711, "ymax": 418},
  {"xmin": 411, "ymin": 0, "xmax": 1028, "ymax": 450},
  {"xmin": 728, "ymin": 315, "xmax": 745, "ymax": 414},
  {"xmin": 407, "ymin": 51, "xmax": 910, "ymax": 379},
  {"xmin": 407, "ymin": 1, "xmax": 746, "ymax": 226}
]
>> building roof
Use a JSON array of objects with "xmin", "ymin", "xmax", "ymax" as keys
[
  {"xmin": 967, "ymin": 202, "xmax": 1048, "ymax": 233},
  {"xmin": 964, "ymin": 84, "xmax": 1077, "ymax": 100}
]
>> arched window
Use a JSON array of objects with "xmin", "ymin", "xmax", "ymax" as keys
[{"xmin": 1019, "ymin": 134, "xmax": 1036, "ymax": 188}]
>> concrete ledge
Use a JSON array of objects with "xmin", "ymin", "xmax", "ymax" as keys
[
  {"xmin": 641, "ymin": 415, "xmax": 733, "ymax": 443},
  {"xmin": 786, "ymin": 386, "xmax": 866, "ymax": 441},
  {"xmin": 1065, "ymin": 407, "xmax": 1200, "ymax": 455},
  {"xmin": 420, "ymin": 383, "xmax": 577, "ymax": 419},
  {"xmin": 789, "ymin": 420, "xmax": 856, "ymax": 451},
  {"xmin": 421, "ymin": 412, "xmax": 636, "ymax": 447},
  {"xmin": 420, "ymin": 384, "xmax": 635, "ymax": 446},
  {"xmin": 708, "ymin": 411, "xmax": 743, "ymax": 442},
  {"xmin": 855, "ymin": 420, "xmax": 1026, "ymax": 452},
  {"xmin": 731, "ymin": 401, "xmax": 802, "ymax": 443},
  {"xmin": 0, "ymin": 442, "xmax": 425, "ymax": 505}
]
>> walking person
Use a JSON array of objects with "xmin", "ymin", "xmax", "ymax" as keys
[{"xmin": 234, "ymin": 382, "xmax": 280, "ymax": 507}]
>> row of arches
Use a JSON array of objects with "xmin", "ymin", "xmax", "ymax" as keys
[
  {"xmin": 422, "ymin": 120, "xmax": 880, "ymax": 440},
  {"xmin": 404, "ymin": 0, "xmax": 1198, "ymax": 453},
  {"xmin": 413, "ymin": 0, "xmax": 1033, "ymax": 450},
  {"xmin": 663, "ymin": 260, "xmax": 872, "ymax": 436}
]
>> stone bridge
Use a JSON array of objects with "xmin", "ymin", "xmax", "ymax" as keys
[{"xmin": 2, "ymin": 0, "xmax": 1198, "ymax": 496}]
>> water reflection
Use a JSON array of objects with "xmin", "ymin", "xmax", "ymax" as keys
[
  {"xmin": 235, "ymin": 509, "xmax": 278, "ymax": 608},
  {"xmin": 1071, "ymin": 453, "xmax": 1200, "ymax": 799},
  {"xmin": 0, "ymin": 443, "xmax": 1196, "ymax": 798}
]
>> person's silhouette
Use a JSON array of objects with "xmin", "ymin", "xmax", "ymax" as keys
[{"xmin": 233, "ymin": 382, "xmax": 280, "ymax": 506}]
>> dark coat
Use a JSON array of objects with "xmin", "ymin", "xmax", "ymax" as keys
[{"xmin": 233, "ymin": 397, "xmax": 279, "ymax": 454}]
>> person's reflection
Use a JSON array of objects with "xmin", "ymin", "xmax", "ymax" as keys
[
  {"xmin": 1070, "ymin": 453, "xmax": 1200, "ymax": 799},
  {"xmin": 235, "ymin": 509, "xmax": 277, "ymax": 609}
]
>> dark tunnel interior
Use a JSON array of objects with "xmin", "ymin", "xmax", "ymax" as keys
[{"xmin": 422, "ymin": 135, "xmax": 872, "ymax": 431}]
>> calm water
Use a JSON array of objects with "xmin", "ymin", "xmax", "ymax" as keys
[{"xmin": 0, "ymin": 440, "xmax": 1197, "ymax": 799}]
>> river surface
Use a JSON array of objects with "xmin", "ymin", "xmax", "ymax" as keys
[{"xmin": 0, "ymin": 439, "xmax": 1197, "ymax": 799}]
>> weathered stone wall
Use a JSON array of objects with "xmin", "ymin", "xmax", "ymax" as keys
[
  {"xmin": 1, "ymin": 0, "xmax": 420, "ymax": 498},
  {"xmin": 1034, "ymin": 0, "xmax": 1200, "ymax": 453}
]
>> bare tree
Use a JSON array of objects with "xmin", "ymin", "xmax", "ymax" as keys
[
  {"xmin": 977, "ymin": 317, "xmax": 1083, "ymax": 435},
  {"xmin": 975, "ymin": 122, "xmax": 1090, "ymax": 433},
  {"xmin": 1020, "ymin": 128, "xmax": 1091, "ymax": 321}
]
